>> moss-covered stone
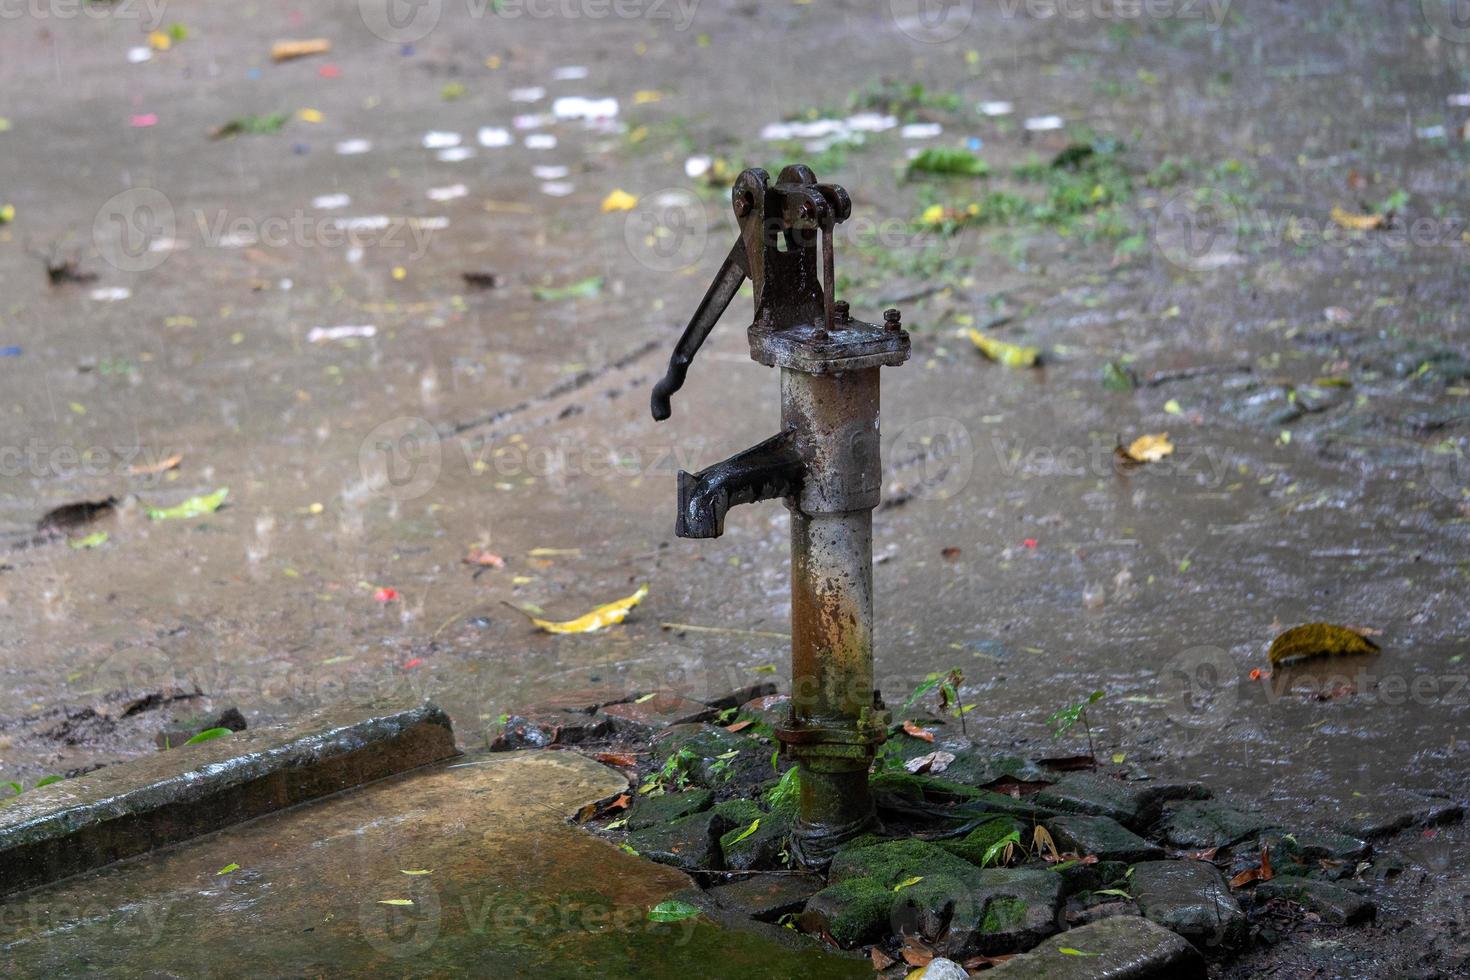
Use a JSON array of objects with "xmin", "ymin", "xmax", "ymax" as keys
[
  {"xmin": 800, "ymin": 877, "xmax": 897, "ymax": 947},
  {"xmin": 969, "ymin": 868, "xmax": 1066, "ymax": 955},
  {"xmin": 938, "ymin": 817, "xmax": 1025, "ymax": 866},
  {"xmin": 649, "ymin": 723, "xmax": 772, "ymax": 790},
  {"xmin": 1254, "ymin": 878, "xmax": 1375, "ymax": 925},
  {"xmin": 1045, "ymin": 813, "xmax": 1164, "ymax": 864},
  {"xmin": 1161, "ymin": 801, "xmax": 1279, "ymax": 849},
  {"xmin": 626, "ymin": 788, "xmax": 713, "ymax": 832},
  {"xmin": 626, "ymin": 809, "xmax": 722, "ymax": 872},
  {"xmin": 716, "ymin": 799, "xmax": 791, "ymax": 871},
  {"xmin": 1034, "ymin": 773, "xmax": 1209, "ymax": 830},
  {"xmin": 1131, "ymin": 860, "xmax": 1247, "ymax": 953}
]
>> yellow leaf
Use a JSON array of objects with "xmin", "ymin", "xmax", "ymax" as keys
[
  {"xmin": 149, "ymin": 30, "xmax": 171, "ymax": 51},
  {"xmin": 892, "ymin": 875, "xmax": 924, "ymax": 891},
  {"xmin": 147, "ymin": 487, "xmax": 229, "ymax": 521},
  {"xmin": 400, "ymin": 869, "xmax": 433, "ymax": 875},
  {"xmin": 920, "ymin": 203, "xmax": 945, "ymax": 226},
  {"xmin": 967, "ymin": 327, "xmax": 1040, "ymax": 368},
  {"xmin": 1329, "ymin": 206, "xmax": 1384, "ymax": 231},
  {"xmin": 601, "ymin": 189, "xmax": 638, "ymax": 213},
  {"xmin": 525, "ymin": 584, "xmax": 648, "ymax": 634},
  {"xmin": 297, "ymin": 108, "xmax": 324, "ymax": 123},
  {"xmin": 378, "ymin": 899, "xmax": 415, "ymax": 906},
  {"xmin": 1267, "ymin": 623, "xmax": 1379, "ymax": 665},
  {"xmin": 1124, "ymin": 433, "xmax": 1174, "ymax": 463},
  {"xmin": 1163, "ymin": 399, "xmax": 1183, "ymax": 415},
  {"xmin": 633, "ymin": 90, "xmax": 662, "ymax": 104}
]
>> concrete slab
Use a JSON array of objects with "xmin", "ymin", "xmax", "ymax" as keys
[
  {"xmin": 1, "ymin": 751, "xmax": 867, "ymax": 979},
  {"xmin": 0, "ymin": 699, "xmax": 457, "ymax": 897}
]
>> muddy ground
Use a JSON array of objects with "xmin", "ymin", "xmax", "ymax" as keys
[{"xmin": 1, "ymin": 0, "xmax": 1468, "ymax": 975}]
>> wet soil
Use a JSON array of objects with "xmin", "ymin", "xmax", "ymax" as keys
[{"xmin": 1, "ymin": 1, "xmax": 1468, "ymax": 975}]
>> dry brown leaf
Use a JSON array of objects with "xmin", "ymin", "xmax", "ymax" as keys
[
  {"xmin": 902, "ymin": 720, "xmax": 936, "ymax": 743},
  {"xmin": 129, "ymin": 453, "xmax": 183, "ymax": 476},
  {"xmin": 870, "ymin": 947, "xmax": 896, "ymax": 970},
  {"xmin": 1267, "ymin": 623, "xmax": 1380, "ymax": 665},
  {"xmin": 1329, "ymin": 206, "xmax": 1385, "ymax": 231},
  {"xmin": 724, "ymin": 719, "xmax": 754, "ymax": 734},
  {"xmin": 272, "ymin": 38, "xmax": 332, "ymax": 62},
  {"xmin": 463, "ymin": 547, "xmax": 506, "ymax": 568},
  {"xmin": 595, "ymin": 753, "xmax": 636, "ymax": 769},
  {"xmin": 1032, "ymin": 825, "xmax": 1059, "ymax": 862},
  {"xmin": 900, "ymin": 935, "xmax": 935, "ymax": 967},
  {"xmin": 1122, "ymin": 432, "xmax": 1174, "ymax": 464}
]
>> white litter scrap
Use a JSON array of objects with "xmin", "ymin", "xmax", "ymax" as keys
[
  {"xmin": 478, "ymin": 126, "xmax": 512, "ymax": 147},
  {"xmin": 684, "ymin": 155, "xmax": 712, "ymax": 179},
  {"xmin": 845, "ymin": 113, "xmax": 897, "ymax": 133},
  {"xmin": 335, "ymin": 138, "xmax": 373, "ymax": 155},
  {"xmin": 1023, "ymin": 115, "xmax": 1064, "ymax": 131},
  {"xmin": 540, "ymin": 181, "xmax": 575, "ymax": 197},
  {"xmin": 510, "ymin": 86, "xmax": 546, "ymax": 102},
  {"xmin": 1448, "ymin": 93, "xmax": 1470, "ymax": 107},
  {"xmin": 308, "ymin": 325, "xmax": 377, "ymax": 343},
  {"xmin": 312, "ymin": 193, "xmax": 351, "ymax": 210},
  {"xmin": 127, "ymin": 46, "xmax": 152, "ymax": 64},
  {"xmin": 514, "ymin": 113, "xmax": 552, "ymax": 130},
  {"xmin": 551, "ymin": 65, "xmax": 588, "ymax": 80},
  {"xmin": 531, "ymin": 164, "xmax": 570, "ymax": 180},
  {"xmin": 437, "ymin": 147, "xmax": 475, "ymax": 162},
  {"xmin": 334, "ymin": 215, "xmax": 392, "ymax": 231},
  {"xmin": 413, "ymin": 216, "xmax": 450, "ymax": 231},
  {"xmin": 900, "ymin": 122, "xmax": 943, "ymax": 139},
  {"xmin": 1417, "ymin": 124, "xmax": 1447, "ymax": 139},
  {"xmin": 427, "ymin": 183, "xmax": 468, "ymax": 202},
  {"xmin": 978, "ymin": 100, "xmax": 1013, "ymax": 116},
  {"xmin": 89, "ymin": 287, "xmax": 131, "ymax": 302},
  {"xmin": 525, "ymin": 133, "xmax": 557, "ymax": 150},
  {"xmin": 422, "ymin": 130, "xmax": 461, "ymax": 149},
  {"xmin": 552, "ymin": 96, "xmax": 619, "ymax": 121}
]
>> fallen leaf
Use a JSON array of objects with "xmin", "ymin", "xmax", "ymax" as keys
[
  {"xmin": 147, "ymin": 487, "xmax": 228, "ymax": 521},
  {"xmin": 1267, "ymin": 623, "xmax": 1379, "ymax": 665},
  {"xmin": 1059, "ymin": 948, "xmax": 1100, "ymax": 957},
  {"xmin": 1329, "ymin": 206, "xmax": 1384, "ymax": 231},
  {"xmin": 129, "ymin": 453, "xmax": 183, "ymax": 475},
  {"xmin": 374, "ymin": 587, "xmax": 399, "ymax": 603},
  {"xmin": 400, "ymin": 869, "xmax": 433, "ymax": 875},
  {"xmin": 378, "ymin": 899, "xmax": 414, "ymax": 906},
  {"xmin": 532, "ymin": 276, "xmax": 603, "ymax": 301},
  {"xmin": 272, "ymin": 38, "xmax": 332, "ymax": 62},
  {"xmin": 968, "ymin": 327, "xmax": 1040, "ymax": 367},
  {"xmin": 600, "ymin": 189, "xmax": 638, "ymax": 212},
  {"xmin": 940, "ymin": 546, "xmax": 962, "ymax": 560},
  {"xmin": 871, "ymin": 947, "xmax": 897, "ymax": 970},
  {"xmin": 724, "ymin": 719, "xmax": 754, "ymax": 733},
  {"xmin": 1122, "ymin": 433, "xmax": 1174, "ymax": 463},
  {"xmin": 68, "ymin": 531, "xmax": 109, "ymax": 550},
  {"xmin": 515, "ymin": 584, "xmax": 649, "ymax": 634},
  {"xmin": 595, "ymin": 752, "xmax": 637, "ymax": 768},
  {"xmin": 216, "ymin": 863, "xmax": 240, "ymax": 875},
  {"xmin": 1033, "ymin": 825, "xmax": 1059, "ymax": 862},
  {"xmin": 892, "ymin": 875, "xmax": 924, "ymax": 892},
  {"xmin": 1163, "ymin": 398, "xmax": 1183, "ymax": 415},
  {"xmin": 727, "ymin": 818, "xmax": 760, "ymax": 846},
  {"xmin": 646, "ymin": 899, "xmax": 701, "ymax": 922},
  {"xmin": 463, "ymin": 547, "xmax": 506, "ymax": 568},
  {"xmin": 902, "ymin": 721, "xmax": 936, "ymax": 742}
]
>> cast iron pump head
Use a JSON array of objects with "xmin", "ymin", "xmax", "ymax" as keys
[{"xmin": 650, "ymin": 165, "xmax": 909, "ymax": 864}]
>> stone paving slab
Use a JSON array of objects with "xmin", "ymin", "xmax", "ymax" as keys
[
  {"xmin": 0, "ymin": 698, "xmax": 458, "ymax": 897},
  {"xmin": 987, "ymin": 915, "xmax": 1206, "ymax": 978},
  {"xmin": 0, "ymin": 751, "xmax": 868, "ymax": 979}
]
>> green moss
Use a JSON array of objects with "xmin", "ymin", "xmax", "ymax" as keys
[
  {"xmin": 980, "ymin": 896, "xmax": 1029, "ymax": 934},
  {"xmin": 869, "ymin": 770, "xmax": 983, "ymax": 803},
  {"xmin": 830, "ymin": 839, "xmax": 979, "ymax": 889},
  {"xmin": 809, "ymin": 878, "xmax": 894, "ymax": 947},
  {"xmin": 939, "ymin": 817, "xmax": 1025, "ymax": 867}
]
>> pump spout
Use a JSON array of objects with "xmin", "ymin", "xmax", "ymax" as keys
[{"xmin": 675, "ymin": 429, "xmax": 805, "ymax": 539}]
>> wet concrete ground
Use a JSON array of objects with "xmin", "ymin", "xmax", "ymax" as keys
[{"xmin": 1, "ymin": 0, "xmax": 1468, "ymax": 974}]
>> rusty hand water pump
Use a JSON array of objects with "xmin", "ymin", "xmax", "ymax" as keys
[{"xmin": 650, "ymin": 165, "xmax": 910, "ymax": 864}]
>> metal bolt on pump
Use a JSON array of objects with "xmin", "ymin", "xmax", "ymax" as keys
[{"xmin": 650, "ymin": 165, "xmax": 910, "ymax": 865}]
